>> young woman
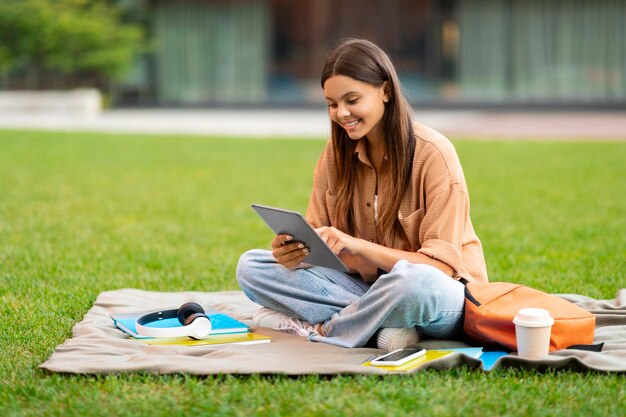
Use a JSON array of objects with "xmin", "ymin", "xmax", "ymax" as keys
[{"xmin": 237, "ymin": 38, "xmax": 488, "ymax": 351}]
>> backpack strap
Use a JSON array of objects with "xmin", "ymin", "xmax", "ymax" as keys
[{"xmin": 458, "ymin": 278, "xmax": 481, "ymax": 306}]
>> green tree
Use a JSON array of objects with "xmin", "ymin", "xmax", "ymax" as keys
[{"xmin": 0, "ymin": 0, "xmax": 143, "ymax": 87}]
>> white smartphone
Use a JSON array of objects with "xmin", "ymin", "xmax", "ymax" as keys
[{"xmin": 370, "ymin": 347, "xmax": 426, "ymax": 367}]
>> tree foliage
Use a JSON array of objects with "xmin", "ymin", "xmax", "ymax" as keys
[{"xmin": 0, "ymin": 0, "xmax": 143, "ymax": 82}]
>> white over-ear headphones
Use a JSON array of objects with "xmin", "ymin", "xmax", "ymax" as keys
[{"xmin": 135, "ymin": 302, "xmax": 212, "ymax": 339}]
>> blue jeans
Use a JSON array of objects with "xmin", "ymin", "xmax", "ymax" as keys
[{"xmin": 236, "ymin": 249, "xmax": 466, "ymax": 348}]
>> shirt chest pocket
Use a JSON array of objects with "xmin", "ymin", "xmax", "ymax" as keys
[{"xmin": 398, "ymin": 208, "xmax": 425, "ymax": 250}]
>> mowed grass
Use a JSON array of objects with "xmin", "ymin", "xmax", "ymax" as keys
[{"xmin": 0, "ymin": 130, "xmax": 624, "ymax": 417}]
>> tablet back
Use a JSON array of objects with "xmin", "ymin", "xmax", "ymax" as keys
[{"xmin": 252, "ymin": 204, "xmax": 349, "ymax": 272}]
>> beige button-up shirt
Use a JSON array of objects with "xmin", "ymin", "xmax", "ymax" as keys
[{"xmin": 306, "ymin": 122, "xmax": 488, "ymax": 284}]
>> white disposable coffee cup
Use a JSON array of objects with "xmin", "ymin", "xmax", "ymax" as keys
[{"xmin": 513, "ymin": 308, "xmax": 555, "ymax": 359}]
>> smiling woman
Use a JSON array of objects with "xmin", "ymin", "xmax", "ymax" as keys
[
  {"xmin": 236, "ymin": 38, "xmax": 487, "ymax": 352},
  {"xmin": 319, "ymin": 41, "xmax": 416, "ymax": 246}
]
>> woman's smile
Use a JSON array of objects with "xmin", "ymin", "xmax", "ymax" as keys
[{"xmin": 342, "ymin": 119, "xmax": 361, "ymax": 131}]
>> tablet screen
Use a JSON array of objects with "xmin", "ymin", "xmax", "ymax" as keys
[{"xmin": 251, "ymin": 204, "xmax": 349, "ymax": 272}]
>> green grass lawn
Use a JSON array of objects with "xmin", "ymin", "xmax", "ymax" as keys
[{"xmin": 1, "ymin": 130, "xmax": 625, "ymax": 417}]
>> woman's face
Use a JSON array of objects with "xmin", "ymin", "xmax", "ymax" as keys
[{"xmin": 323, "ymin": 75, "xmax": 389, "ymax": 141}]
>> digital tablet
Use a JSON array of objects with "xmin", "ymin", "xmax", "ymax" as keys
[{"xmin": 251, "ymin": 204, "xmax": 349, "ymax": 273}]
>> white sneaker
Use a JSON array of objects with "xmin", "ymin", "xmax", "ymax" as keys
[
  {"xmin": 252, "ymin": 307, "xmax": 320, "ymax": 337},
  {"xmin": 376, "ymin": 327, "xmax": 422, "ymax": 352}
]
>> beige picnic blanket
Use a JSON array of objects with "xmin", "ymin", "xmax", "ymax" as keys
[{"xmin": 40, "ymin": 288, "xmax": 626, "ymax": 374}]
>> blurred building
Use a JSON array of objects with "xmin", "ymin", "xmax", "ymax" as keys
[{"xmin": 117, "ymin": 0, "xmax": 626, "ymax": 108}]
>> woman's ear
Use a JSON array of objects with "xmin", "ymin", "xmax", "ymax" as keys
[{"xmin": 382, "ymin": 81, "xmax": 391, "ymax": 103}]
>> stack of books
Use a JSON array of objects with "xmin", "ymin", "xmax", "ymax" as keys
[
  {"xmin": 110, "ymin": 309, "xmax": 271, "ymax": 346},
  {"xmin": 362, "ymin": 347, "xmax": 508, "ymax": 372}
]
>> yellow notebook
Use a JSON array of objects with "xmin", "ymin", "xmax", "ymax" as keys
[
  {"xmin": 136, "ymin": 332, "xmax": 271, "ymax": 347},
  {"xmin": 362, "ymin": 350, "xmax": 453, "ymax": 372}
]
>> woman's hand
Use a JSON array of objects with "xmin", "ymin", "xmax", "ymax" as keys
[
  {"xmin": 271, "ymin": 234, "xmax": 309, "ymax": 269},
  {"xmin": 315, "ymin": 226, "xmax": 361, "ymax": 255}
]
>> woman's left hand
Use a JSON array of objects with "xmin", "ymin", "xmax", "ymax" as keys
[{"xmin": 315, "ymin": 226, "xmax": 361, "ymax": 256}]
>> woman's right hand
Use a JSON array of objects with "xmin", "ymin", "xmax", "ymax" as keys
[{"xmin": 271, "ymin": 234, "xmax": 309, "ymax": 269}]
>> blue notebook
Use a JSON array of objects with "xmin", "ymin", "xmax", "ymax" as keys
[
  {"xmin": 479, "ymin": 351, "xmax": 509, "ymax": 371},
  {"xmin": 111, "ymin": 310, "xmax": 249, "ymax": 339},
  {"xmin": 431, "ymin": 348, "xmax": 508, "ymax": 371}
]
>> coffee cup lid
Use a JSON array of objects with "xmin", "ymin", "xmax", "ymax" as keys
[{"xmin": 513, "ymin": 308, "xmax": 554, "ymax": 327}]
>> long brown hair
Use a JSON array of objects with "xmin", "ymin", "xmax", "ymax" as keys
[{"xmin": 321, "ymin": 38, "xmax": 415, "ymax": 246}]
